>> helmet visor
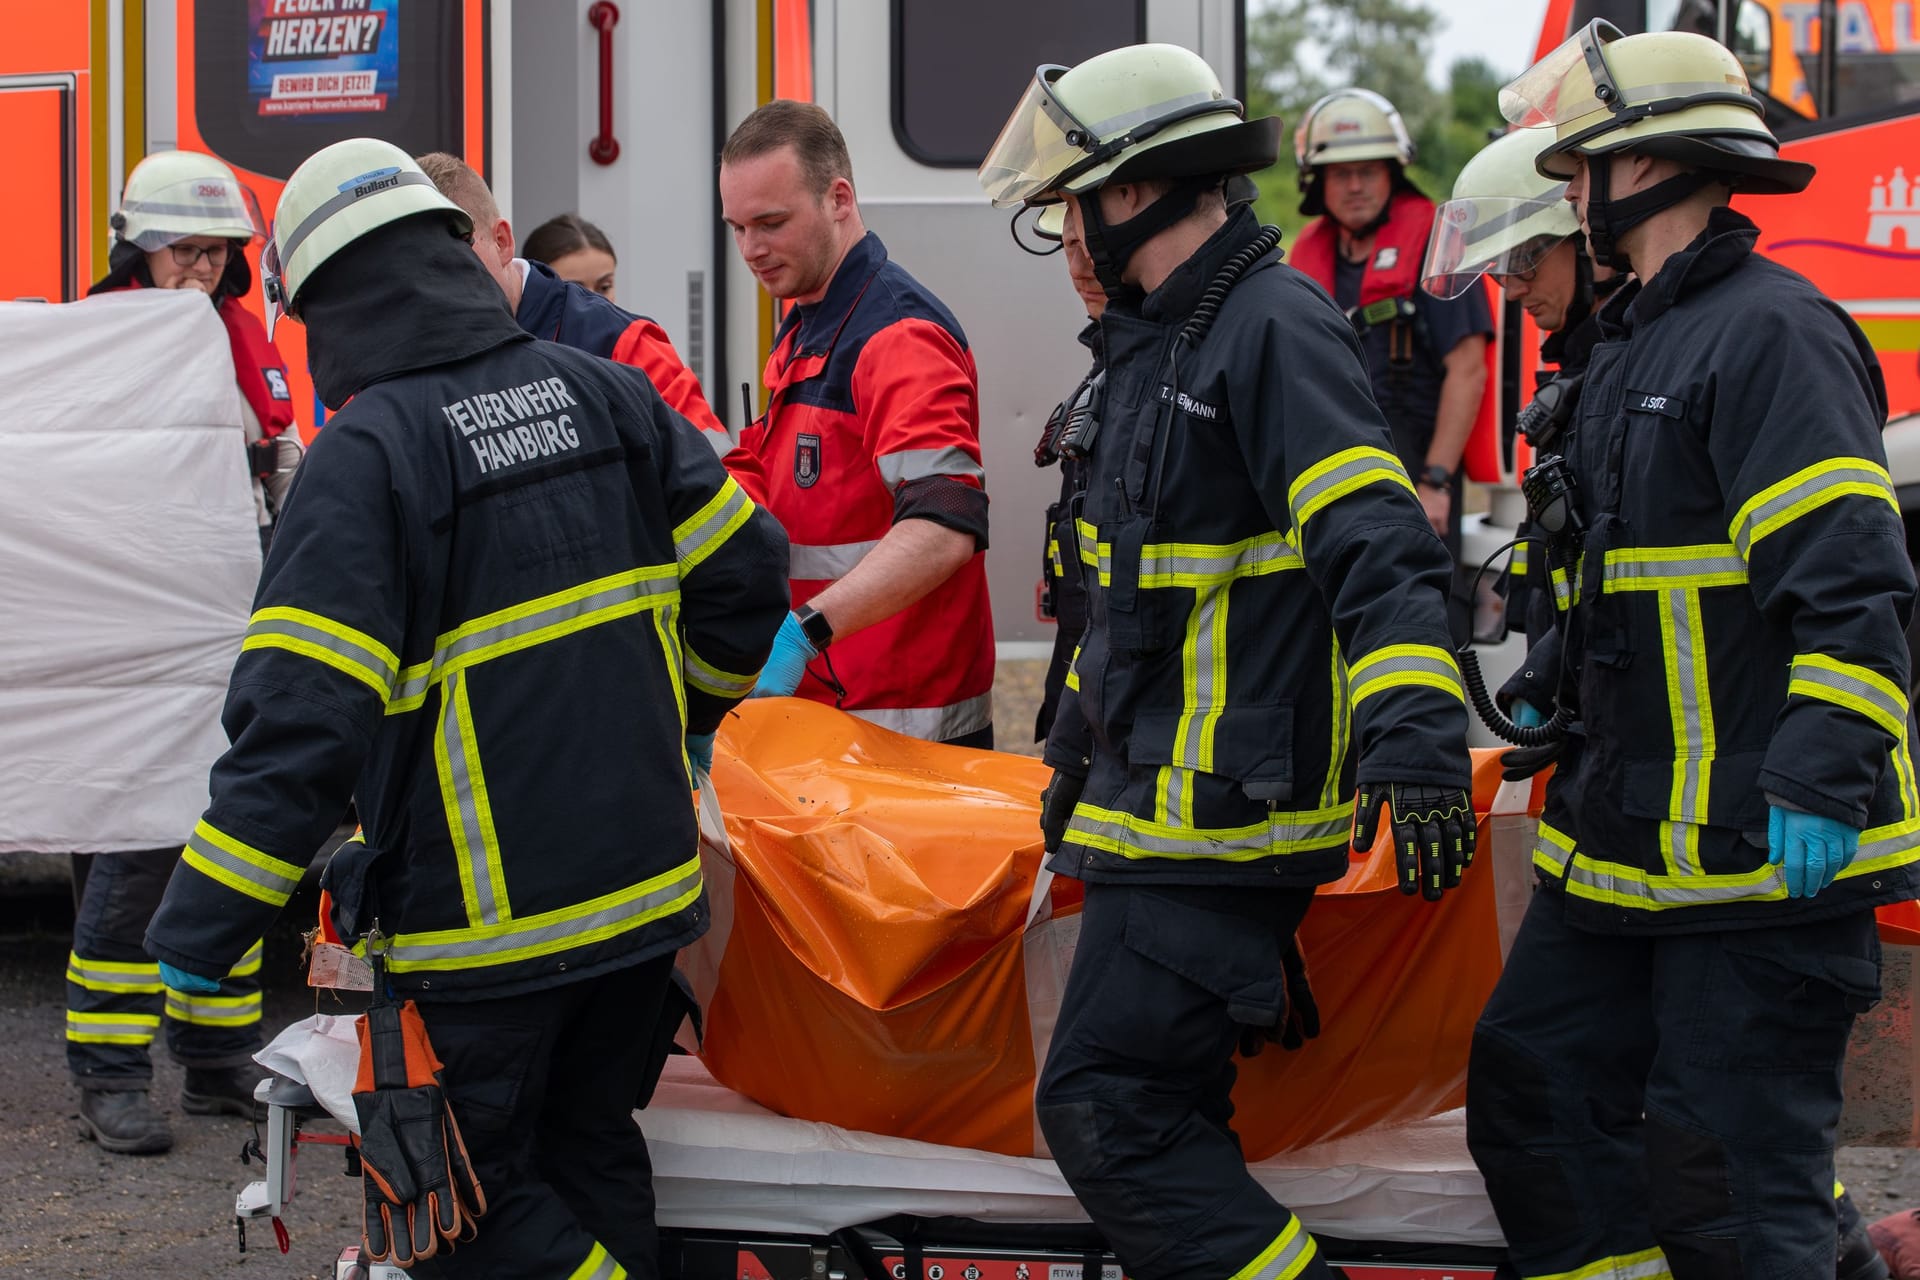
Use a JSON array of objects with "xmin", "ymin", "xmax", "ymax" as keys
[
  {"xmin": 1500, "ymin": 19, "xmax": 1627, "ymax": 128},
  {"xmin": 119, "ymin": 175, "xmax": 265, "ymax": 250},
  {"xmin": 1421, "ymin": 196, "xmax": 1572, "ymax": 298},
  {"xmin": 979, "ymin": 68, "xmax": 1097, "ymax": 208}
]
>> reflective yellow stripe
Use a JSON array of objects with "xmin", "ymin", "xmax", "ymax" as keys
[
  {"xmin": 181, "ymin": 819, "xmax": 304, "ymax": 907},
  {"xmin": 389, "ymin": 567, "xmax": 681, "ymax": 712},
  {"xmin": 66, "ymin": 1010, "xmax": 161, "ymax": 1045},
  {"xmin": 567, "ymin": 1241, "xmax": 629, "ymax": 1280},
  {"xmin": 1512, "ymin": 542, "xmax": 1529, "ymax": 576},
  {"xmin": 684, "ymin": 644, "xmax": 756, "ymax": 700},
  {"xmin": 66, "ymin": 953, "xmax": 163, "ymax": 995},
  {"xmin": 242, "ymin": 606, "xmax": 399, "ymax": 700},
  {"xmin": 1322, "ymin": 639, "xmax": 1349, "ymax": 809},
  {"xmin": 673, "ymin": 477, "xmax": 755, "ymax": 575},
  {"xmin": 1288, "ymin": 446, "xmax": 1416, "ymax": 529},
  {"xmin": 1656, "ymin": 588, "xmax": 1714, "ymax": 875},
  {"xmin": 165, "ymin": 990, "xmax": 263, "ymax": 1027},
  {"xmin": 1601, "ymin": 544, "xmax": 1748, "ymax": 592},
  {"xmin": 1531, "ymin": 1246, "xmax": 1672, "ymax": 1280},
  {"xmin": 1047, "ymin": 535, "xmax": 1064, "ymax": 577},
  {"xmin": 1556, "ymin": 815, "xmax": 1920, "ymax": 912},
  {"xmin": 1347, "ymin": 643, "xmax": 1464, "ymax": 707},
  {"xmin": 654, "ymin": 604, "xmax": 690, "ymax": 781},
  {"xmin": 1074, "ymin": 519, "xmax": 1304, "ymax": 589},
  {"xmin": 1531, "ymin": 820, "xmax": 1576, "ymax": 880},
  {"xmin": 1894, "ymin": 730, "xmax": 1920, "ymax": 823},
  {"xmin": 1730, "ymin": 458, "xmax": 1898, "ymax": 557},
  {"xmin": 1067, "ymin": 801, "xmax": 1353, "ymax": 862},
  {"xmin": 436, "ymin": 670, "xmax": 510, "ymax": 928},
  {"xmin": 230, "ymin": 941, "xmax": 265, "ymax": 978},
  {"xmin": 381, "ymin": 854, "xmax": 703, "ymax": 974},
  {"xmin": 1228, "ymin": 1216, "xmax": 1320, "ymax": 1280},
  {"xmin": 1789, "ymin": 653, "xmax": 1909, "ymax": 740}
]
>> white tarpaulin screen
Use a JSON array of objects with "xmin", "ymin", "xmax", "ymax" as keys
[{"xmin": 0, "ymin": 290, "xmax": 259, "ymax": 852}]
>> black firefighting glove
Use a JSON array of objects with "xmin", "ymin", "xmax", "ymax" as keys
[
  {"xmin": 1237, "ymin": 938, "xmax": 1321, "ymax": 1058},
  {"xmin": 1039, "ymin": 769, "xmax": 1087, "ymax": 853},
  {"xmin": 352, "ymin": 994, "xmax": 486, "ymax": 1267},
  {"xmin": 1352, "ymin": 782, "xmax": 1476, "ymax": 902}
]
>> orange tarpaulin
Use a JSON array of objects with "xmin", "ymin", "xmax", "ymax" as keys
[{"xmin": 688, "ymin": 701, "xmax": 1532, "ymax": 1160}]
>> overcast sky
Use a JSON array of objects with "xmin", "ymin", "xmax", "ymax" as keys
[{"xmin": 1426, "ymin": 0, "xmax": 1552, "ymax": 83}]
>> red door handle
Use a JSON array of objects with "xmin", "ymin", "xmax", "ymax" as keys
[{"xmin": 588, "ymin": 2, "xmax": 621, "ymax": 165}]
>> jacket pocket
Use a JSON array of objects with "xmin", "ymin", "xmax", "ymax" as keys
[
  {"xmin": 1687, "ymin": 916, "xmax": 1882, "ymax": 1073},
  {"xmin": 1102, "ymin": 517, "xmax": 1182, "ymax": 657},
  {"xmin": 1121, "ymin": 890, "xmax": 1285, "ymax": 1028},
  {"xmin": 1621, "ymin": 748, "xmax": 1770, "ymax": 833},
  {"xmin": 1131, "ymin": 702, "xmax": 1294, "ymax": 804}
]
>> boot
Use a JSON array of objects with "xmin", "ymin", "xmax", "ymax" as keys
[
  {"xmin": 181, "ymin": 1066, "xmax": 267, "ymax": 1120},
  {"xmin": 1841, "ymin": 1188, "xmax": 1893, "ymax": 1280},
  {"xmin": 77, "ymin": 1088, "xmax": 174, "ymax": 1155}
]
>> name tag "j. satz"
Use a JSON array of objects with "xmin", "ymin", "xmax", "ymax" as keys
[{"xmin": 1627, "ymin": 389, "xmax": 1687, "ymax": 419}]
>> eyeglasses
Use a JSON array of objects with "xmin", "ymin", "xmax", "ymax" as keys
[
  {"xmin": 168, "ymin": 242, "xmax": 232, "ymax": 269},
  {"xmin": 1489, "ymin": 266, "xmax": 1540, "ymax": 285}
]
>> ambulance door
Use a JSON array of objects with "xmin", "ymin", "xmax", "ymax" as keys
[
  {"xmin": 1, "ymin": 5, "xmax": 95, "ymax": 302},
  {"xmin": 145, "ymin": 0, "xmax": 492, "ymax": 436},
  {"xmin": 806, "ymin": 0, "xmax": 1243, "ymax": 647}
]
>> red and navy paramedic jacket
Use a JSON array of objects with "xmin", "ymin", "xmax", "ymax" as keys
[
  {"xmin": 517, "ymin": 258, "xmax": 766, "ymax": 503},
  {"xmin": 735, "ymin": 232, "xmax": 995, "ymax": 742}
]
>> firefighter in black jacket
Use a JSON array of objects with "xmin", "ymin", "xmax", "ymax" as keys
[
  {"xmin": 1468, "ymin": 24, "xmax": 1920, "ymax": 1278},
  {"xmin": 982, "ymin": 45, "xmax": 1475, "ymax": 1280},
  {"xmin": 143, "ymin": 139, "xmax": 788, "ymax": 1279}
]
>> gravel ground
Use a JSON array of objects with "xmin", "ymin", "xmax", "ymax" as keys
[{"xmin": 3, "ymin": 660, "xmax": 1916, "ymax": 1274}]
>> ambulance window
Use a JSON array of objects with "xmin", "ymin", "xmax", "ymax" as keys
[
  {"xmin": 190, "ymin": 0, "xmax": 468, "ymax": 181},
  {"xmin": 892, "ymin": 0, "xmax": 1148, "ymax": 167}
]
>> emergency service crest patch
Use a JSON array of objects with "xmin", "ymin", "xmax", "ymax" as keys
[
  {"xmin": 264, "ymin": 368, "xmax": 292, "ymax": 401},
  {"xmin": 795, "ymin": 433, "xmax": 822, "ymax": 488}
]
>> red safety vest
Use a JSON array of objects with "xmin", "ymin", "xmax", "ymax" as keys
[
  {"xmin": 733, "ymin": 234, "xmax": 995, "ymax": 743},
  {"xmin": 1288, "ymin": 190, "xmax": 1435, "ymax": 312}
]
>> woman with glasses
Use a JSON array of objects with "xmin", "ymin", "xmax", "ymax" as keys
[
  {"xmin": 64, "ymin": 149, "xmax": 290, "ymax": 1157},
  {"xmin": 88, "ymin": 149, "xmax": 301, "ymax": 555}
]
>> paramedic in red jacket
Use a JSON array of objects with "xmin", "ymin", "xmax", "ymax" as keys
[
  {"xmin": 1289, "ymin": 89, "xmax": 1489, "ymax": 557},
  {"xmin": 419, "ymin": 153, "xmax": 766, "ymax": 504},
  {"xmin": 719, "ymin": 101, "xmax": 996, "ymax": 747},
  {"xmin": 67, "ymin": 148, "xmax": 291, "ymax": 1156}
]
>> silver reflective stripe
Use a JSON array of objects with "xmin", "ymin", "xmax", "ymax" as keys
[
  {"xmin": 1141, "ymin": 537, "xmax": 1304, "ymax": 581},
  {"xmin": 186, "ymin": 828, "xmax": 302, "ymax": 901},
  {"xmin": 278, "ymin": 169, "xmax": 444, "ymax": 275},
  {"xmin": 876, "ymin": 446, "xmax": 985, "ymax": 489},
  {"xmin": 1177, "ymin": 591, "xmax": 1223, "ymax": 770},
  {"xmin": 1734, "ymin": 464, "xmax": 1896, "ymax": 556},
  {"xmin": 390, "ymin": 574, "xmax": 679, "ymax": 705},
  {"xmin": 576, "ymin": 1249, "xmax": 623, "ymax": 1280},
  {"xmin": 245, "ymin": 614, "xmax": 396, "ymax": 694},
  {"xmin": 1602, "ymin": 551, "xmax": 1747, "ymax": 588},
  {"xmin": 386, "ymin": 860, "xmax": 701, "ymax": 967},
  {"xmin": 1667, "ymin": 589, "xmax": 1707, "ymax": 836},
  {"xmin": 848, "ymin": 692, "xmax": 993, "ymax": 742},
  {"xmin": 1792, "ymin": 659, "xmax": 1908, "ymax": 729},
  {"xmin": 703, "ymin": 430, "xmax": 736, "ymax": 461},
  {"xmin": 1350, "ymin": 649, "xmax": 1463, "ymax": 703},
  {"xmin": 1564, "ymin": 857, "xmax": 1784, "ymax": 906},
  {"xmin": 1236, "ymin": 1221, "xmax": 1318, "ymax": 1280},
  {"xmin": 675, "ymin": 481, "xmax": 751, "ymax": 567},
  {"xmin": 66, "ymin": 1014, "xmax": 160, "ymax": 1040},
  {"xmin": 66, "ymin": 956, "xmax": 160, "ymax": 988},
  {"xmin": 441, "ymin": 671, "xmax": 504, "ymax": 927},
  {"xmin": 686, "ymin": 647, "xmax": 756, "ymax": 698},
  {"xmin": 1069, "ymin": 808, "xmax": 1352, "ymax": 858},
  {"xmin": 1290, "ymin": 453, "xmax": 1396, "ymax": 525},
  {"xmin": 790, "ymin": 539, "xmax": 880, "ymax": 581},
  {"xmin": 165, "ymin": 991, "xmax": 262, "ymax": 1025}
]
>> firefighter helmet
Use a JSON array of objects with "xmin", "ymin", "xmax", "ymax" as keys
[
  {"xmin": 978, "ymin": 43, "xmax": 1279, "ymax": 208},
  {"xmin": 1421, "ymin": 129, "xmax": 1578, "ymax": 299},
  {"xmin": 260, "ymin": 138, "xmax": 471, "ymax": 338},
  {"xmin": 113, "ymin": 150, "xmax": 263, "ymax": 251},
  {"xmin": 1294, "ymin": 89, "xmax": 1415, "ymax": 172},
  {"xmin": 1501, "ymin": 19, "xmax": 1811, "ymax": 193}
]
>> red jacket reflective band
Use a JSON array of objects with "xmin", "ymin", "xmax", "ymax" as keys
[
  {"xmin": 1289, "ymin": 191, "xmax": 1435, "ymax": 311},
  {"xmin": 734, "ymin": 232, "xmax": 994, "ymax": 742}
]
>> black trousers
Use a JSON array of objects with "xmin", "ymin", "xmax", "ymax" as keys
[
  {"xmin": 1467, "ymin": 886, "xmax": 1880, "ymax": 1280},
  {"xmin": 66, "ymin": 849, "xmax": 262, "ymax": 1087},
  {"xmin": 1036, "ymin": 881, "xmax": 1331, "ymax": 1280},
  {"xmin": 409, "ymin": 954, "xmax": 675, "ymax": 1280}
]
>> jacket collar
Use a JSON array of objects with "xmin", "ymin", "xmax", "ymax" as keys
[
  {"xmin": 772, "ymin": 230, "xmax": 888, "ymax": 365},
  {"xmin": 1616, "ymin": 205, "xmax": 1759, "ymax": 332},
  {"xmin": 514, "ymin": 259, "xmax": 572, "ymax": 339},
  {"xmin": 1134, "ymin": 206, "xmax": 1267, "ymax": 326}
]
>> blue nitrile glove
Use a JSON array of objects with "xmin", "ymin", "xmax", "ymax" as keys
[
  {"xmin": 686, "ymin": 731, "xmax": 715, "ymax": 776},
  {"xmin": 158, "ymin": 960, "xmax": 220, "ymax": 994},
  {"xmin": 1512, "ymin": 699, "xmax": 1546, "ymax": 729},
  {"xmin": 1768, "ymin": 805, "xmax": 1862, "ymax": 899},
  {"xmin": 750, "ymin": 611, "xmax": 817, "ymax": 698}
]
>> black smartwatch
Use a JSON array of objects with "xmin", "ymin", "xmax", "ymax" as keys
[
  {"xmin": 794, "ymin": 603, "xmax": 834, "ymax": 650},
  {"xmin": 1416, "ymin": 464, "xmax": 1454, "ymax": 490}
]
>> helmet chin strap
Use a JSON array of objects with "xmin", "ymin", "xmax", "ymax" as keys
[
  {"xmin": 1583, "ymin": 155, "xmax": 1715, "ymax": 272},
  {"xmin": 1079, "ymin": 178, "xmax": 1212, "ymax": 297}
]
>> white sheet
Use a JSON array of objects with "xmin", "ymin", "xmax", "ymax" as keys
[{"xmin": 0, "ymin": 291, "xmax": 258, "ymax": 852}]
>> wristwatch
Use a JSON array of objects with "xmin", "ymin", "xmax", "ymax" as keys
[
  {"xmin": 1416, "ymin": 464, "xmax": 1454, "ymax": 490},
  {"xmin": 794, "ymin": 603, "xmax": 834, "ymax": 650}
]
